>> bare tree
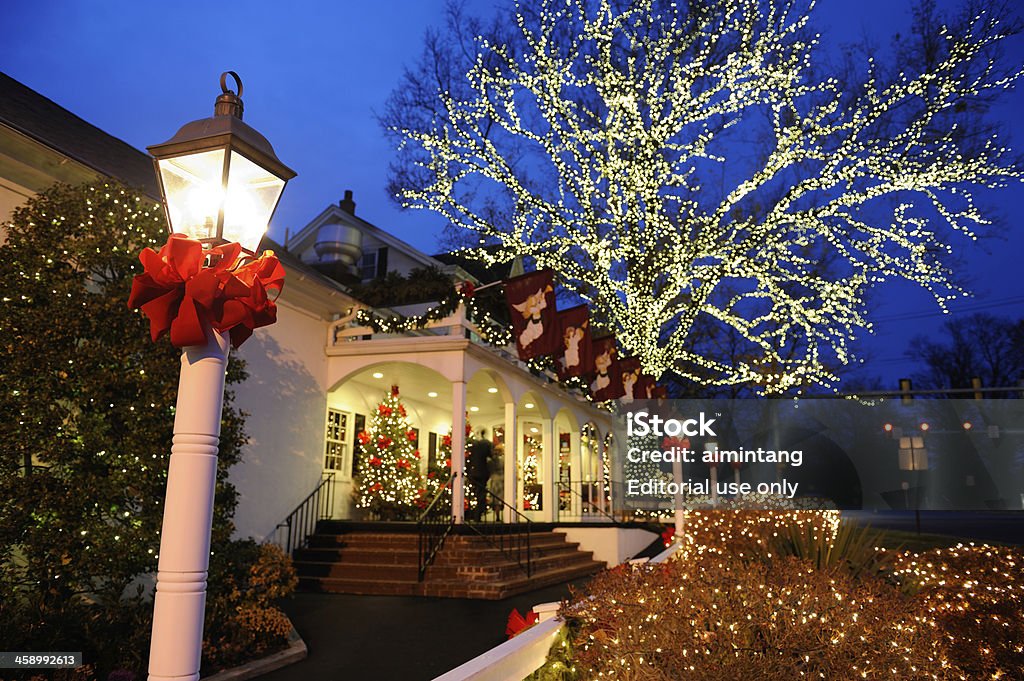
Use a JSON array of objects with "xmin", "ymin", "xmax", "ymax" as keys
[
  {"xmin": 906, "ymin": 313, "xmax": 1024, "ymax": 390},
  {"xmin": 381, "ymin": 0, "xmax": 1022, "ymax": 392}
]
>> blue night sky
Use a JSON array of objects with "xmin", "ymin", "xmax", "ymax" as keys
[{"xmin": 2, "ymin": 0, "xmax": 1022, "ymax": 387}]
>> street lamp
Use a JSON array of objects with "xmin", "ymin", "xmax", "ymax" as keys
[
  {"xmin": 148, "ymin": 71, "xmax": 294, "ymax": 257},
  {"xmin": 146, "ymin": 72, "xmax": 294, "ymax": 681}
]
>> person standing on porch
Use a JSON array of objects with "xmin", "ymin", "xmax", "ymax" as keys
[
  {"xmin": 466, "ymin": 429, "xmax": 493, "ymax": 521},
  {"xmin": 488, "ymin": 440, "xmax": 504, "ymax": 514}
]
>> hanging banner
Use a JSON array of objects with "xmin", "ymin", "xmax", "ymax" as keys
[
  {"xmin": 619, "ymin": 358, "xmax": 642, "ymax": 400},
  {"xmin": 591, "ymin": 336, "xmax": 624, "ymax": 401},
  {"xmin": 504, "ymin": 269, "xmax": 558, "ymax": 359},
  {"xmin": 556, "ymin": 304, "xmax": 593, "ymax": 378},
  {"xmin": 635, "ymin": 374, "xmax": 656, "ymax": 399}
]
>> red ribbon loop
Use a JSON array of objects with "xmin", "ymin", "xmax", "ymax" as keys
[{"xmin": 128, "ymin": 234, "xmax": 286, "ymax": 348}]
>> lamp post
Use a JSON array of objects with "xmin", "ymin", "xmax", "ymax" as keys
[{"xmin": 146, "ymin": 72, "xmax": 294, "ymax": 681}]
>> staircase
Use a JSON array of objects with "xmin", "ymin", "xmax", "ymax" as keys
[{"xmin": 293, "ymin": 523, "xmax": 605, "ymax": 600}]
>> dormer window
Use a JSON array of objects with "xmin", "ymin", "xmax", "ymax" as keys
[{"xmin": 360, "ymin": 246, "xmax": 388, "ymax": 280}]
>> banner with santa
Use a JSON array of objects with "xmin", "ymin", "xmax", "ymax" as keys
[
  {"xmin": 555, "ymin": 304, "xmax": 593, "ymax": 378},
  {"xmin": 503, "ymin": 269, "xmax": 559, "ymax": 359},
  {"xmin": 591, "ymin": 335, "xmax": 624, "ymax": 401}
]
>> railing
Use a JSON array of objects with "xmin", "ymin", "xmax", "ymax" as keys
[
  {"xmin": 467, "ymin": 489, "xmax": 534, "ymax": 577},
  {"xmin": 417, "ymin": 473, "xmax": 456, "ymax": 581},
  {"xmin": 557, "ymin": 479, "xmax": 620, "ymax": 524},
  {"xmin": 269, "ymin": 472, "xmax": 336, "ymax": 556}
]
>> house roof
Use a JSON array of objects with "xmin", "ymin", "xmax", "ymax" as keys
[{"xmin": 0, "ymin": 71, "xmax": 160, "ymax": 197}]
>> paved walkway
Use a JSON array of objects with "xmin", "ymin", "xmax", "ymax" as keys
[{"xmin": 261, "ymin": 578, "xmax": 591, "ymax": 681}]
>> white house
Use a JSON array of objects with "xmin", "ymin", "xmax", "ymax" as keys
[{"xmin": 0, "ymin": 74, "xmax": 652, "ymax": 592}]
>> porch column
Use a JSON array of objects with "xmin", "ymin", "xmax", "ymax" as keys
[
  {"xmin": 570, "ymin": 428, "xmax": 582, "ymax": 519},
  {"xmin": 599, "ymin": 433, "xmax": 609, "ymax": 517},
  {"xmin": 503, "ymin": 402, "xmax": 517, "ymax": 523},
  {"xmin": 542, "ymin": 417, "xmax": 556, "ymax": 522},
  {"xmin": 451, "ymin": 380, "xmax": 466, "ymax": 524}
]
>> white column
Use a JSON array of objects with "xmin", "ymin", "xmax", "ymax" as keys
[
  {"xmin": 451, "ymin": 380, "xmax": 467, "ymax": 524},
  {"xmin": 149, "ymin": 328, "xmax": 230, "ymax": 681},
  {"xmin": 672, "ymin": 454, "xmax": 685, "ymax": 538},
  {"xmin": 503, "ymin": 402, "xmax": 517, "ymax": 523},
  {"xmin": 599, "ymin": 432, "xmax": 609, "ymax": 516},
  {"xmin": 543, "ymin": 417, "xmax": 556, "ymax": 522},
  {"xmin": 570, "ymin": 428, "xmax": 582, "ymax": 520}
]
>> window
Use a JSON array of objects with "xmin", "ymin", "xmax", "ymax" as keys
[
  {"xmin": 428, "ymin": 432, "xmax": 438, "ymax": 468},
  {"xmin": 351, "ymin": 413, "xmax": 366, "ymax": 477},
  {"xmin": 324, "ymin": 409, "xmax": 348, "ymax": 471},
  {"xmin": 359, "ymin": 246, "xmax": 389, "ymax": 280}
]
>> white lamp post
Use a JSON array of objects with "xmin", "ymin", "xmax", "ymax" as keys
[{"xmin": 146, "ymin": 72, "xmax": 294, "ymax": 681}]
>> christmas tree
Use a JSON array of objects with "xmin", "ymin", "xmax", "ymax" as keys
[{"xmin": 355, "ymin": 385, "xmax": 425, "ymax": 519}]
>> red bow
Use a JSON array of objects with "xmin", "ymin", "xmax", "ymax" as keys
[
  {"xmin": 661, "ymin": 526, "xmax": 676, "ymax": 547},
  {"xmin": 127, "ymin": 234, "xmax": 284, "ymax": 348},
  {"xmin": 505, "ymin": 608, "xmax": 540, "ymax": 638}
]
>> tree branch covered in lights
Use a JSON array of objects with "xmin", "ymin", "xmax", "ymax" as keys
[{"xmin": 382, "ymin": 0, "xmax": 1023, "ymax": 392}]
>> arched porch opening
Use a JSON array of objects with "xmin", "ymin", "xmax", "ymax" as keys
[{"xmin": 324, "ymin": 361, "xmax": 453, "ymax": 520}]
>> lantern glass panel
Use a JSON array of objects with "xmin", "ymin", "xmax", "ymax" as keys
[
  {"xmin": 157, "ymin": 149, "xmax": 226, "ymax": 241},
  {"xmin": 222, "ymin": 151, "xmax": 285, "ymax": 254}
]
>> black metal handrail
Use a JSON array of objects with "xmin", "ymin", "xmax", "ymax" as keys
[
  {"xmin": 557, "ymin": 479, "xmax": 620, "ymax": 524},
  {"xmin": 270, "ymin": 472, "xmax": 335, "ymax": 555},
  {"xmin": 417, "ymin": 473, "xmax": 456, "ymax": 581},
  {"xmin": 466, "ymin": 489, "xmax": 534, "ymax": 577}
]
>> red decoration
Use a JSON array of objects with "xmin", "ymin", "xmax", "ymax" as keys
[
  {"xmin": 128, "ymin": 233, "xmax": 284, "ymax": 348},
  {"xmin": 391, "ymin": 384, "xmax": 400, "ymax": 396},
  {"xmin": 396, "ymin": 459, "xmax": 410, "ymax": 469},
  {"xmin": 506, "ymin": 608, "xmax": 540, "ymax": 638},
  {"xmin": 357, "ymin": 431, "xmax": 371, "ymax": 445},
  {"xmin": 460, "ymin": 281, "xmax": 475, "ymax": 298},
  {"xmin": 441, "ymin": 434, "xmax": 452, "ymax": 448},
  {"xmin": 377, "ymin": 436, "xmax": 392, "ymax": 450},
  {"xmin": 378, "ymin": 405, "xmax": 392, "ymax": 417},
  {"xmin": 662, "ymin": 436, "xmax": 689, "ymax": 451},
  {"xmin": 661, "ymin": 526, "xmax": 676, "ymax": 547},
  {"xmin": 369, "ymin": 457, "xmax": 382, "ymax": 467},
  {"xmin": 407, "ymin": 430, "xmax": 417, "ymax": 442}
]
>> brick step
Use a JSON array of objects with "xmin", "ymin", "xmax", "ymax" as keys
[
  {"xmin": 293, "ymin": 546, "xmax": 419, "ymax": 564},
  {"xmin": 421, "ymin": 560, "xmax": 606, "ymax": 600},
  {"xmin": 294, "ymin": 560, "xmax": 419, "ymax": 581},
  {"xmin": 306, "ymin": 533, "xmax": 419, "ymax": 549},
  {"xmin": 432, "ymin": 540, "xmax": 584, "ymax": 565},
  {"xmin": 430, "ymin": 549, "xmax": 598, "ymax": 582}
]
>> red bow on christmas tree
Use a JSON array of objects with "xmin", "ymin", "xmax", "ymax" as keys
[{"xmin": 127, "ymin": 234, "xmax": 284, "ymax": 348}]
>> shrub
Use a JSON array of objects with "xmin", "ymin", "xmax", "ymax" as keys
[
  {"xmin": 547, "ymin": 511, "xmax": 1024, "ymax": 679},
  {"xmin": 201, "ymin": 540, "xmax": 298, "ymax": 673}
]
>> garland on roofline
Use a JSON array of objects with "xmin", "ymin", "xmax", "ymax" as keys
[
  {"xmin": 354, "ymin": 282, "xmax": 512, "ymax": 346},
  {"xmin": 351, "ymin": 282, "xmax": 620, "ymax": 410}
]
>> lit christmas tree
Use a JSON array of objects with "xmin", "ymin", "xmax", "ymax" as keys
[
  {"xmin": 355, "ymin": 386, "xmax": 425, "ymax": 520},
  {"xmin": 521, "ymin": 434, "xmax": 542, "ymax": 510},
  {"xmin": 384, "ymin": 0, "xmax": 1023, "ymax": 392}
]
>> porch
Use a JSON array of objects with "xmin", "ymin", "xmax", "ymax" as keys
[{"xmin": 319, "ymin": 304, "xmax": 618, "ymax": 526}]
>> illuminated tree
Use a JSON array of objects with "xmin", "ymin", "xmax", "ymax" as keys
[
  {"xmin": 355, "ymin": 386, "xmax": 426, "ymax": 519},
  {"xmin": 383, "ymin": 0, "xmax": 1023, "ymax": 391}
]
